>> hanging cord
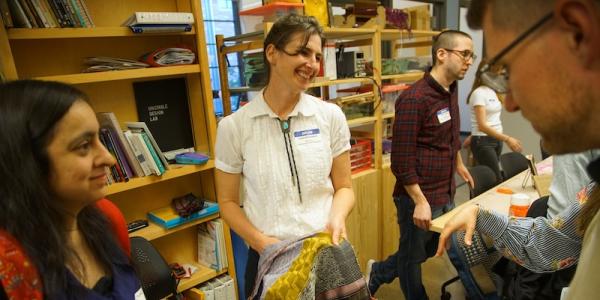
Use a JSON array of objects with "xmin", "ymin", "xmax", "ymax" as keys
[{"xmin": 278, "ymin": 117, "xmax": 303, "ymax": 203}]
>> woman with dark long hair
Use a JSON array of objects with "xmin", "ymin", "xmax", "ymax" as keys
[
  {"xmin": 0, "ymin": 80, "xmax": 142, "ymax": 299},
  {"xmin": 468, "ymin": 58, "xmax": 523, "ymax": 182}
]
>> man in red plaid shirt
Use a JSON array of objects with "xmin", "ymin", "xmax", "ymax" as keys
[{"xmin": 367, "ymin": 30, "xmax": 475, "ymax": 299}]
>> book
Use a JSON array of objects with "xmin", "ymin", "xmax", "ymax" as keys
[
  {"xmin": 124, "ymin": 11, "xmax": 194, "ymax": 25},
  {"xmin": 132, "ymin": 78, "xmax": 194, "ymax": 160},
  {"xmin": 147, "ymin": 201, "xmax": 219, "ymax": 229},
  {"xmin": 129, "ymin": 131, "xmax": 161, "ymax": 176},
  {"xmin": 97, "ymin": 112, "xmax": 143, "ymax": 178},
  {"xmin": 125, "ymin": 122, "xmax": 170, "ymax": 170},
  {"xmin": 216, "ymin": 275, "xmax": 235, "ymax": 300},
  {"xmin": 101, "ymin": 128, "xmax": 129, "ymax": 182},
  {"xmin": 0, "ymin": 0, "xmax": 14, "ymax": 28},
  {"xmin": 7, "ymin": 0, "xmax": 32, "ymax": 28},
  {"xmin": 138, "ymin": 130, "xmax": 165, "ymax": 175},
  {"xmin": 128, "ymin": 23, "xmax": 192, "ymax": 34},
  {"xmin": 123, "ymin": 130, "xmax": 152, "ymax": 176},
  {"xmin": 197, "ymin": 219, "xmax": 228, "ymax": 272}
]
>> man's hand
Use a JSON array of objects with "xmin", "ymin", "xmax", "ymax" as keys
[
  {"xmin": 414, "ymin": 201, "xmax": 432, "ymax": 230},
  {"xmin": 435, "ymin": 204, "xmax": 480, "ymax": 256},
  {"xmin": 457, "ymin": 163, "xmax": 475, "ymax": 189}
]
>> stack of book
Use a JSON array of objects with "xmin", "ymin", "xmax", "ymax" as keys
[
  {"xmin": 123, "ymin": 11, "xmax": 194, "ymax": 33},
  {"xmin": 197, "ymin": 219, "xmax": 228, "ymax": 272},
  {"xmin": 1, "ymin": 0, "xmax": 94, "ymax": 29},
  {"xmin": 97, "ymin": 112, "xmax": 170, "ymax": 184}
]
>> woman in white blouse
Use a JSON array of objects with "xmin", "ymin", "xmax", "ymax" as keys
[
  {"xmin": 214, "ymin": 14, "xmax": 355, "ymax": 297},
  {"xmin": 469, "ymin": 59, "xmax": 523, "ymax": 182}
]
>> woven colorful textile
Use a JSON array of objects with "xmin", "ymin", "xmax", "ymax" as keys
[{"xmin": 249, "ymin": 232, "xmax": 370, "ymax": 300}]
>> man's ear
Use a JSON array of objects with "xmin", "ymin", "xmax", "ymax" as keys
[
  {"xmin": 436, "ymin": 48, "xmax": 447, "ymax": 65},
  {"xmin": 555, "ymin": 0, "xmax": 600, "ymax": 67},
  {"xmin": 265, "ymin": 44, "xmax": 277, "ymax": 66}
]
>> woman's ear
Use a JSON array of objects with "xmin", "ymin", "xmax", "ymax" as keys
[{"xmin": 265, "ymin": 44, "xmax": 277, "ymax": 66}]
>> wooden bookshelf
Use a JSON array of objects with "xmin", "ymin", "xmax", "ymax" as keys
[{"xmin": 0, "ymin": 0, "xmax": 237, "ymax": 294}]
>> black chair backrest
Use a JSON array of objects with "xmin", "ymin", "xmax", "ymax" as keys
[
  {"xmin": 468, "ymin": 165, "xmax": 498, "ymax": 199},
  {"xmin": 500, "ymin": 152, "xmax": 529, "ymax": 180},
  {"xmin": 130, "ymin": 236, "xmax": 177, "ymax": 300}
]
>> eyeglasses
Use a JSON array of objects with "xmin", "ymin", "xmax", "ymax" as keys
[
  {"xmin": 479, "ymin": 12, "xmax": 553, "ymax": 94},
  {"xmin": 444, "ymin": 49, "xmax": 477, "ymax": 62}
]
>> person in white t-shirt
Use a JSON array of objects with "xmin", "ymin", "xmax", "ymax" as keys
[
  {"xmin": 468, "ymin": 59, "xmax": 522, "ymax": 182},
  {"xmin": 214, "ymin": 14, "xmax": 355, "ymax": 297}
]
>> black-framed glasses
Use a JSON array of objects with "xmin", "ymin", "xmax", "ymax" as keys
[
  {"xmin": 443, "ymin": 48, "xmax": 477, "ymax": 62},
  {"xmin": 479, "ymin": 12, "xmax": 553, "ymax": 94}
]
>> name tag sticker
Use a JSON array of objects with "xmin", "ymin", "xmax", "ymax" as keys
[
  {"xmin": 294, "ymin": 128, "xmax": 321, "ymax": 144},
  {"xmin": 437, "ymin": 108, "xmax": 451, "ymax": 124}
]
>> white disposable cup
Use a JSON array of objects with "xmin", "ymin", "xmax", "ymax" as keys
[{"xmin": 509, "ymin": 193, "xmax": 530, "ymax": 217}]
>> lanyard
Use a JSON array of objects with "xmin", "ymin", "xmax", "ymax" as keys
[{"xmin": 278, "ymin": 117, "xmax": 302, "ymax": 203}]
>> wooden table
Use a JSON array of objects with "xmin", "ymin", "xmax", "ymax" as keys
[{"xmin": 430, "ymin": 157, "xmax": 553, "ymax": 233}]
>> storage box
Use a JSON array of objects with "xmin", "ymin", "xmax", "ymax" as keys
[
  {"xmin": 240, "ymin": 2, "xmax": 304, "ymax": 24},
  {"xmin": 350, "ymin": 138, "xmax": 372, "ymax": 174}
]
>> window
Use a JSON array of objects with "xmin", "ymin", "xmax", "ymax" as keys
[{"xmin": 202, "ymin": 0, "xmax": 243, "ymax": 116}]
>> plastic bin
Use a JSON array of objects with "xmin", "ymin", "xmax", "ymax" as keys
[{"xmin": 350, "ymin": 138, "xmax": 372, "ymax": 174}]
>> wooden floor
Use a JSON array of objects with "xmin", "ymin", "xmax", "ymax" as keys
[{"xmin": 372, "ymin": 177, "xmax": 471, "ymax": 300}]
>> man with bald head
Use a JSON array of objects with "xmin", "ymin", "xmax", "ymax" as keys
[{"xmin": 436, "ymin": 1, "xmax": 600, "ymax": 298}]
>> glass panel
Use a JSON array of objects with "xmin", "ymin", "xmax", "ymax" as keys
[
  {"xmin": 203, "ymin": 0, "xmax": 235, "ymax": 21},
  {"xmin": 227, "ymin": 66, "xmax": 241, "ymax": 87},
  {"xmin": 213, "ymin": 21, "xmax": 237, "ymax": 37}
]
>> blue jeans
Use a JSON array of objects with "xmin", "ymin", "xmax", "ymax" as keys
[
  {"xmin": 471, "ymin": 136, "xmax": 503, "ymax": 183},
  {"xmin": 369, "ymin": 195, "xmax": 454, "ymax": 300}
]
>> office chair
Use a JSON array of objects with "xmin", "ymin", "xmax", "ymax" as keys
[
  {"xmin": 130, "ymin": 237, "xmax": 177, "ymax": 300},
  {"xmin": 441, "ymin": 165, "xmax": 500, "ymax": 300},
  {"xmin": 468, "ymin": 166, "xmax": 499, "ymax": 199},
  {"xmin": 500, "ymin": 152, "xmax": 529, "ymax": 180}
]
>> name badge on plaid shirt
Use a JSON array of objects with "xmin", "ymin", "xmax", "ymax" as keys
[{"xmin": 437, "ymin": 107, "xmax": 451, "ymax": 124}]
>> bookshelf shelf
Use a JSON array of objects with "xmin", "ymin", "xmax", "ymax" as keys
[
  {"xmin": 33, "ymin": 65, "xmax": 202, "ymax": 84},
  {"xmin": 177, "ymin": 263, "xmax": 228, "ymax": 293},
  {"xmin": 309, "ymin": 77, "xmax": 372, "ymax": 88},
  {"xmin": 7, "ymin": 27, "xmax": 196, "ymax": 40},
  {"xmin": 383, "ymin": 112, "xmax": 395, "ymax": 120},
  {"xmin": 105, "ymin": 160, "xmax": 215, "ymax": 195},
  {"xmin": 381, "ymin": 72, "xmax": 424, "ymax": 82},
  {"xmin": 380, "ymin": 29, "xmax": 439, "ymax": 41},
  {"xmin": 130, "ymin": 213, "xmax": 219, "ymax": 241},
  {"xmin": 347, "ymin": 116, "xmax": 377, "ymax": 127}
]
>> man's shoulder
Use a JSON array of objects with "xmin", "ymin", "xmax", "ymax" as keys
[{"xmin": 397, "ymin": 78, "xmax": 432, "ymax": 103}]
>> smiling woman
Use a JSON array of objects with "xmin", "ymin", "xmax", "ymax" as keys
[
  {"xmin": 214, "ymin": 14, "xmax": 356, "ymax": 297},
  {"xmin": 0, "ymin": 80, "xmax": 142, "ymax": 299}
]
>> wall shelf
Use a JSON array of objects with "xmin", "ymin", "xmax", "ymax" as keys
[
  {"xmin": 8, "ymin": 27, "xmax": 195, "ymax": 40},
  {"xmin": 33, "ymin": 65, "xmax": 202, "ymax": 85},
  {"xmin": 105, "ymin": 160, "xmax": 215, "ymax": 195}
]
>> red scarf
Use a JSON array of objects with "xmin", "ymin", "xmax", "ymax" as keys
[{"xmin": 0, "ymin": 229, "xmax": 43, "ymax": 299}]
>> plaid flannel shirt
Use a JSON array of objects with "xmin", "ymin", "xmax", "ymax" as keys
[{"xmin": 391, "ymin": 72, "xmax": 461, "ymax": 207}]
